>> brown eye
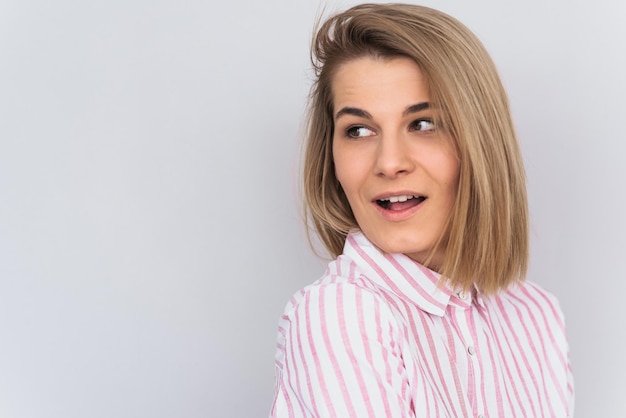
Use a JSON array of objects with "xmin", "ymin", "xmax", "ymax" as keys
[
  {"xmin": 410, "ymin": 119, "xmax": 435, "ymax": 132},
  {"xmin": 346, "ymin": 126, "xmax": 376, "ymax": 139}
]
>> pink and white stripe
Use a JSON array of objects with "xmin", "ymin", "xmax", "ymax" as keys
[{"xmin": 271, "ymin": 231, "xmax": 574, "ymax": 417}]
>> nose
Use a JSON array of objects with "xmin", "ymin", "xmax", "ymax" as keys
[{"xmin": 374, "ymin": 134, "xmax": 414, "ymax": 178}]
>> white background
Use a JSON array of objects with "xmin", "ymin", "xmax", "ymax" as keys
[{"xmin": 1, "ymin": 0, "xmax": 624, "ymax": 417}]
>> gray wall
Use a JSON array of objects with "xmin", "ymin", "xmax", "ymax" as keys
[{"xmin": 0, "ymin": 0, "xmax": 624, "ymax": 416}]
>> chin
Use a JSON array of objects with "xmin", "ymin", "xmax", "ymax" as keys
[{"xmin": 370, "ymin": 232, "xmax": 429, "ymax": 258}]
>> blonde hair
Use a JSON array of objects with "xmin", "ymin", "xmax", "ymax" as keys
[{"xmin": 303, "ymin": 3, "xmax": 528, "ymax": 295}]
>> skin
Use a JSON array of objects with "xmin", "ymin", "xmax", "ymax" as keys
[{"xmin": 332, "ymin": 56, "xmax": 460, "ymax": 271}]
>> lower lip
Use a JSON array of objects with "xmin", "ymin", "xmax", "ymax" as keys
[{"xmin": 373, "ymin": 199, "xmax": 425, "ymax": 222}]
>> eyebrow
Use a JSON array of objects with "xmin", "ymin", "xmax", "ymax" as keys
[{"xmin": 335, "ymin": 102, "xmax": 431, "ymax": 120}]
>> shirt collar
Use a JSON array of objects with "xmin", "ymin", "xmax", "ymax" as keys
[
  {"xmin": 448, "ymin": 285, "xmax": 486, "ymax": 310},
  {"xmin": 342, "ymin": 230, "xmax": 453, "ymax": 316}
]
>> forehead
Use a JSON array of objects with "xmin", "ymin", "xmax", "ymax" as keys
[{"xmin": 331, "ymin": 56, "xmax": 429, "ymax": 110}]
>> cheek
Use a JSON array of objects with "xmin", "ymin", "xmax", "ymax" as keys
[
  {"xmin": 450, "ymin": 163, "xmax": 461, "ymax": 193},
  {"xmin": 332, "ymin": 141, "xmax": 351, "ymax": 190},
  {"xmin": 443, "ymin": 176, "xmax": 459, "ymax": 207},
  {"xmin": 445, "ymin": 164, "xmax": 460, "ymax": 191},
  {"xmin": 438, "ymin": 150, "xmax": 460, "ymax": 195}
]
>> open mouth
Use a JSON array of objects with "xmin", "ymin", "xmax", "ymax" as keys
[{"xmin": 375, "ymin": 194, "xmax": 426, "ymax": 211}]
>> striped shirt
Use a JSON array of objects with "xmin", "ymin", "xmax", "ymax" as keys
[{"xmin": 271, "ymin": 230, "xmax": 574, "ymax": 417}]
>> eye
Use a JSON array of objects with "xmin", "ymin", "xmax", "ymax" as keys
[
  {"xmin": 345, "ymin": 126, "xmax": 376, "ymax": 139},
  {"xmin": 409, "ymin": 118, "xmax": 435, "ymax": 132}
]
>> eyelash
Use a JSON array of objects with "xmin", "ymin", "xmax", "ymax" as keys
[{"xmin": 343, "ymin": 118, "xmax": 435, "ymax": 139}]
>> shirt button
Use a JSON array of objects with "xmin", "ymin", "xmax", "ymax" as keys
[
  {"xmin": 477, "ymin": 415, "xmax": 485, "ymax": 418},
  {"xmin": 457, "ymin": 290, "xmax": 469, "ymax": 300},
  {"xmin": 467, "ymin": 345, "xmax": 475, "ymax": 356}
]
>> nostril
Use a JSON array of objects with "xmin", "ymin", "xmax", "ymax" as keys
[{"xmin": 374, "ymin": 152, "xmax": 414, "ymax": 177}]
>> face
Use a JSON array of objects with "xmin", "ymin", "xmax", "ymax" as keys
[{"xmin": 332, "ymin": 56, "xmax": 459, "ymax": 271}]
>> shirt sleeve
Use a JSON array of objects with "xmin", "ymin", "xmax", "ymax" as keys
[
  {"xmin": 545, "ymin": 285, "xmax": 575, "ymax": 417},
  {"xmin": 525, "ymin": 281, "xmax": 575, "ymax": 417},
  {"xmin": 564, "ymin": 314, "xmax": 575, "ymax": 417},
  {"xmin": 270, "ymin": 282, "xmax": 414, "ymax": 418},
  {"xmin": 567, "ymin": 350, "xmax": 575, "ymax": 417}
]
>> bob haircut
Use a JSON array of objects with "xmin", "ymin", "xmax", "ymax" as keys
[{"xmin": 303, "ymin": 3, "xmax": 528, "ymax": 295}]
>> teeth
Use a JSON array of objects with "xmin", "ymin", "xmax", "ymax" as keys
[{"xmin": 381, "ymin": 194, "xmax": 415, "ymax": 202}]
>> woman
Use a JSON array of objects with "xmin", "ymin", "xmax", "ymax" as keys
[{"xmin": 271, "ymin": 4, "xmax": 574, "ymax": 417}]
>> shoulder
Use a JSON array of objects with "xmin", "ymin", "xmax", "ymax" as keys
[
  {"xmin": 487, "ymin": 280, "xmax": 568, "ymax": 342},
  {"xmin": 280, "ymin": 255, "xmax": 389, "ymax": 319},
  {"xmin": 493, "ymin": 281, "xmax": 574, "ymax": 413},
  {"xmin": 500, "ymin": 280, "xmax": 566, "ymax": 322},
  {"xmin": 276, "ymin": 256, "xmax": 401, "ymax": 350},
  {"xmin": 272, "ymin": 258, "xmax": 414, "ymax": 417}
]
